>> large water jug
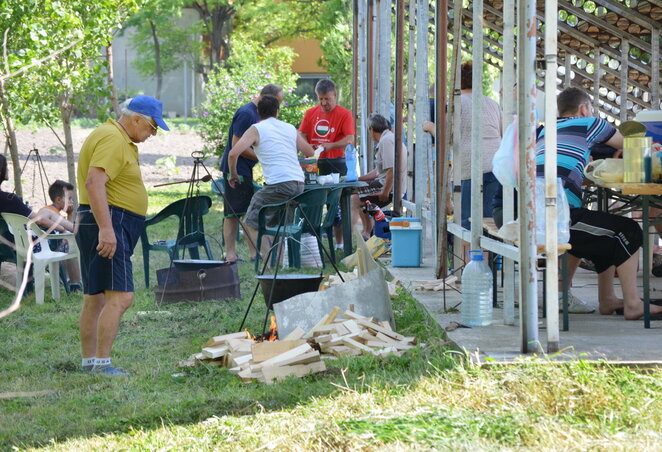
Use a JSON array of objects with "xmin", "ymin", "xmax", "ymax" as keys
[
  {"xmin": 461, "ymin": 250, "xmax": 493, "ymax": 326},
  {"xmin": 535, "ymin": 177, "xmax": 570, "ymax": 245},
  {"xmin": 345, "ymin": 144, "xmax": 358, "ymax": 182}
]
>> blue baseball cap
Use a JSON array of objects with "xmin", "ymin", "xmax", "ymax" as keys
[{"xmin": 128, "ymin": 95, "xmax": 170, "ymax": 131}]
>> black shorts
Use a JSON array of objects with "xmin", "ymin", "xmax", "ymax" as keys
[
  {"xmin": 569, "ymin": 208, "xmax": 642, "ymax": 274},
  {"xmin": 76, "ymin": 205, "xmax": 145, "ymax": 295},
  {"xmin": 222, "ymin": 174, "xmax": 254, "ymax": 218}
]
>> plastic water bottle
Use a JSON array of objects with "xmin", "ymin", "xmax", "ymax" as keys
[
  {"xmin": 535, "ymin": 177, "xmax": 571, "ymax": 245},
  {"xmin": 345, "ymin": 144, "xmax": 358, "ymax": 182},
  {"xmin": 461, "ymin": 250, "xmax": 493, "ymax": 326}
]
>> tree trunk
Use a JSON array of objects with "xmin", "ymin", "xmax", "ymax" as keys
[
  {"xmin": 191, "ymin": 2, "xmax": 235, "ymax": 75},
  {"xmin": 60, "ymin": 93, "xmax": 78, "ymax": 206},
  {"xmin": 149, "ymin": 19, "xmax": 163, "ymax": 99},
  {"xmin": 0, "ymin": 77, "xmax": 22, "ymax": 197},
  {"xmin": 105, "ymin": 43, "xmax": 121, "ymax": 118}
]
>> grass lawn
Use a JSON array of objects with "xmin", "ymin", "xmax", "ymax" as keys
[{"xmin": 1, "ymin": 188, "xmax": 662, "ymax": 451}]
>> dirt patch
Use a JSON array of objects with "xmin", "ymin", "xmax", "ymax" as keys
[{"xmin": 7, "ymin": 127, "xmax": 219, "ymax": 207}]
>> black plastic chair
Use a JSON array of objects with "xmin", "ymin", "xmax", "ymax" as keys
[{"xmin": 140, "ymin": 195, "xmax": 214, "ymax": 287}]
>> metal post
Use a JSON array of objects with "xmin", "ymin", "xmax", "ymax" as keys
[
  {"xmin": 652, "ymin": 29, "xmax": 660, "ymax": 109},
  {"xmin": 406, "ymin": 0, "xmax": 416, "ymax": 204},
  {"xmin": 451, "ymin": 0, "xmax": 463, "ymax": 273},
  {"xmin": 435, "ymin": 0, "xmax": 449, "ymax": 278},
  {"xmin": 376, "ymin": 0, "xmax": 391, "ymax": 119},
  {"xmin": 415, "ymin": 0, "xmax": 431, "ymax": 235},
  {"xmin": 502, "ymin": 0, "xmax": 516, "ymax": 326},
  {"xmin": 564, "ymin": 57, "xmax": 572, "ymax": 88},
  {"xmin": 394, "ymin": 0, "xmax": 405, "ymax": 214},
  {"xmin": 620, "ymin": 41, "xmax": 629, "ymax": 122},
  {"xmin": 470, "ymin": 0, "xmax": 484, "ymax": 251},
  {"xmin": 593, "ymin": 50, "xmax": 601, "ymax": 113},
  {"xmin": 367, "ymin": 0, "xmax": 375, "ymax": 170},
  {"xmin": 183, "ymin": 60, "xmax": 189, "ymax": 119},
  {"xmin": 544, "ymin": 0, "xmax": 560, "ymax": 353},
  {"xmin": 358, "ymin": 0, "xmax": 369, "ymax": 173},
  {"xmin": 518, "ymin": 0, "xmax": 541, "ymax": 354},
  {"xmin": 352, "ymin": 0, "xmax": 359, "ymax": 152}
]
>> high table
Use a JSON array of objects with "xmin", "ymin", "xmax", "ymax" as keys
[
  {"xmin": 305, "ymin": 181, "xmax": 367, "ymax": 256},
  {"xmin": 592, "ymin": 182, "xmax": 662, "ymax": 328}
]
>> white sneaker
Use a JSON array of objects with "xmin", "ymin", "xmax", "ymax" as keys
[{"xmin": 559, "ymin": 292, "xmax": 595, "ymax": 314}]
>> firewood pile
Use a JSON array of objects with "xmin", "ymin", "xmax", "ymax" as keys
[{"xmin": 178, "ymin": 307, "xmax": 418, "ymax": 384}]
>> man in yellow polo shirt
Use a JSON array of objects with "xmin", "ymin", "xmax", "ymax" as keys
[{"xmin": 76, "ymin": 95, "xmax": 169, "ymax": 376}]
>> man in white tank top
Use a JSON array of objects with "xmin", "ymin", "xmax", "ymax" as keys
[{"xmin": 228, "ymin": 95, "xmax": 315, "ymax": 260}]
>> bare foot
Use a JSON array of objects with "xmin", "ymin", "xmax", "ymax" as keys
[
  {"xmin": 598, "ymin": 296, "xmax": 624, "ymax": 315},
  {"xmin": 623, "ymin": 301, "xmax": 662, "ymax": 320},
  {"xmin": 224, "ymin": 253, "xmax": 239, "ymax": 263}
]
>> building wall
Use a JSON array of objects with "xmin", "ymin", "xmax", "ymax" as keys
[{"xmin": 111, "ymin": 9, "xmax": 204, "ymax": 118}]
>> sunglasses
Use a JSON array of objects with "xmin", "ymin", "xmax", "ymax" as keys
[{"xmin": 140, "ymin": 115, "xmax": 158, "ymax": 133}]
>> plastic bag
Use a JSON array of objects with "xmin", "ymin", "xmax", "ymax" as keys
[
  {"xmin": 584, "ymin": 158, "xmax": 624, "ymax": 185},
  {"xmin": 492, "ymin": 116, "xmax": 519, "ymax": 188}
]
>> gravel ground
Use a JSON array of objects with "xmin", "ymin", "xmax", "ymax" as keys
[{"xmin": 7, "ymin": 126, "xmax": 218, "ymax": 208}]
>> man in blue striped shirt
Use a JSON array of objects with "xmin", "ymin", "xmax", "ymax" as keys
[{"xmin": 536, "ymin": 87, "xmax": 662, "ymax": 320}]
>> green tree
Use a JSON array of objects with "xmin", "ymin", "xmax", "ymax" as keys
[
  {"xmin": 1, "ymin": 0, "xmax": 142, "ymax": 198},
  {"xmin": 198, "ymin": 38, "xmax": 311, "ymax": 158},
  {"xmin": 124, "ymin": 0, "xmax": 202, "ymax": 99}
]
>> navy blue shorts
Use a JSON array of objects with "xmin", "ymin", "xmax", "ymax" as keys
[{"xmin": 76, "ymin": 205, "xmax": 145, "ymax": 295}]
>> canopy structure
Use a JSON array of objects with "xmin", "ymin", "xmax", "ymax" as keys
[{"xmin": 350, "ymin": 0, "xmax": 661, "ymax": 354}]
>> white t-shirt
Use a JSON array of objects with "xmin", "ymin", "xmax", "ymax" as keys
[
  {"xmin": 253, "ymin": 117, "xmax": 305, "ymax": 185},
  {"xmin": 459, "ymin": 93, "xmax": 502, "ymax": 180}
]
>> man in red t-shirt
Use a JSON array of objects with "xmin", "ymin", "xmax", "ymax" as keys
[
  {"xmin": 299, "ymin": 79, "xmax": 355, "ymax": 160},
  {"xmin": 299, "ymin": 79, "xmax": 355, "ymax": 248}
]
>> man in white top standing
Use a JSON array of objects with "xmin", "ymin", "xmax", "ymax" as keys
[{"xmin": 227, "ymin": 95, "xmax": 315, "ymax": 258}]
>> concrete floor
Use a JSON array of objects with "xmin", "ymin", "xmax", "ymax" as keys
[{"xmin": 387, "ymin": 254, "xmax": 662, "ymax": 363}]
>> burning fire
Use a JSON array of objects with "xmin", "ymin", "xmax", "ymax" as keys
[{"xmin": 246, "ymin": 316, "xmax": 279, "ymax": 342}]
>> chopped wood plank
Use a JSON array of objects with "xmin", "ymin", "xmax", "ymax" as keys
[
  {"xmin": 205, "ymin": 331, "xmax": 248, "ymax": 347},
  {"xmin": 378, "ymin": 320, "xmax": 393, "ymax": 331},
  {"xmin": 230, "ymin": 354, "xmax": 253, "ymax": 367},
  {"xmin": 314, "ymin": 334, "xmax": 334, "ymax": 343},
  {"xmin": 341, "ymin": 319, "xmax": 362, "ymax": 333},
  {"xmin": 303, "ymin": 314, "xmax": 330, "ymax": 338},
  {"xmin": 193, "ymin": 352, "xmax": 206, "ymax": 360},
  {"xmin": 375, "ymin": 332, "xmax": 399, "ymax": 345},
  {"xmin": 323, "ymin": 306, "xmax": 341, "ymax": 324},
  {"xmin": 342, "ymin": 310, "xmax": 372, "ymax": 321},
  {"xmin": 201, "ymin": 345, "xmax": 229, "ymax": 359},
  {"xmin": 253, "ymin": 350, "xmax": 321, "ymax": 371},
  {"xmin": 237, "ymin": 368, "xmax": 262, "ymax": 379},
  {"xmin": 349, "ymin": 303, "xmax": 355, "ymax": 312},
  {"xmin": 366, "ymin": 340, "xmax": 391, "ymax": 348},
  {"xmin": 262, "ymin": 361, "xmax": 327, "ymax": 384},
  {"xmin": 228, "ymin": 366, "xmax": 242, "ymax": 374},
  {"xmin": 311, "ymin": 324, "xmax": 340, "ymax": 335},
  {"xmin": 253, "ymin": 343, "xmax": 313, "ymax": 369},
  {"xmin": 329, "ymin": 332, "xmax": 362, "ymax": 344},
  {"xmin": 228, "ymin": 338, "xmax": 253, "ymax": 353},
  {"xmin": 251, "ymin": 340, "xmax": 306, "ymax": 363},
  {"xmin": 355, "ymin": 319, "xmax": 407, "ymax": 341},
  {"xmin": 342, "ymin": 337, "xmax": 375, "ymax": 354},
  {"xmin": 282, "ymin": 327, "xmax": 305, "ymax": 341}
]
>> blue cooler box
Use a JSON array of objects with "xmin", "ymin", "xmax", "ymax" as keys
[
  {"xmin": 635, "ymin": 110, "xmax": 662, "ymax": 145},
  {"xmin": 390, "ymin": 217, "xmax": 422, "ymax": 267}
]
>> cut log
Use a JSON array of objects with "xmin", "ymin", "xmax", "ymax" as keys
[
  {"xmin": 261, "ymin": 360, "xmax": 327, "ymax": 384},
  {"xmin": 282, "ymin": 327, "xmax": 305, "ymax": 341},
  {"xmin": 201, "ymin": 345, "xmax": 229, "ymax": 359},
  {"xmin": 251, "ymin": 340, "xmax": 306, "ymax": 363}
]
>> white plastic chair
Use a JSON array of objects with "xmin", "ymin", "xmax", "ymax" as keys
[{"xmin": 1, "ymin": 213, "xmax": 80, "ymax": 304}]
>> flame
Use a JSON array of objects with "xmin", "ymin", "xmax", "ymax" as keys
[
  {"xmin": 268, "ymin": 315, "xmax": 278, "ymax": 341},
  {"xmin": 245, "ymin": 329, "xmax": 255, "ymax": 341}
]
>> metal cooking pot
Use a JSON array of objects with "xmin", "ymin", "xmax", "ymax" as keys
[{"xmin": 256, "ymin": 273, "xmax": 324, "ymax": 308}]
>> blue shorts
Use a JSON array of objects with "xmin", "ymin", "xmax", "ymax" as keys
[
  {"xmin": 76, "ymin": 205, "xmax": 145, "ymax": 295},
  {"xmin": 460, "ymin": 172, "xmax": 500, "ymax": 229}
]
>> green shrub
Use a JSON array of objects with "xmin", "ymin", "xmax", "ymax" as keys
[{"xmin": 198, "ymin": 39, "xmax": 313, "ymax": 158}]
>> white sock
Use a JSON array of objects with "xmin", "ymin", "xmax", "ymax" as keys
[
  {"xmin": 95, "ymin": 357, "xmax": 111, "ymax": 368},
  {"xmin": 82, "ymin": 357, "xmax": 96, "ymax": 368}
]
